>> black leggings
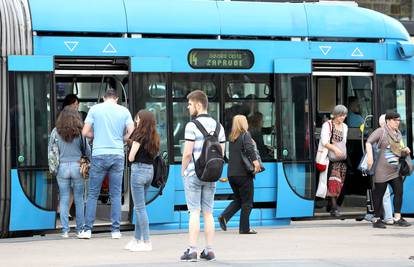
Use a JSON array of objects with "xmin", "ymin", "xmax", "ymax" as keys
[{"xmin": 372, "ymin": 177, "xmax": 403, "ymax": 218}]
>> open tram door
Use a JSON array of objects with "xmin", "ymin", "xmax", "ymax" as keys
[
  {"xmin": 53, "ymin": 57, "xmax": 133, "ymax": 230},
  {"xmin": 311, "ymin": 61, "xmax": 375, "ymax": 217}
]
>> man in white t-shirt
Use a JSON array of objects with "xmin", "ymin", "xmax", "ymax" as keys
[{"xmin": 180, "ymin": 90, "xmax": 225, "ymax": 262}]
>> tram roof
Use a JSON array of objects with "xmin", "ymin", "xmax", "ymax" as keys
[{"xmin": 28, "ymin": 0, "xmax": 409, "ymax": 41}]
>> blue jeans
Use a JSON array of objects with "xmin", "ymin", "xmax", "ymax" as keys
[
  {"xmin": 130, "ymin": 163, "xmax": 153, "ymax": 241},
  {"xmin": 84, "ymin": 154, "xmax": 124, "ymax": 232},
  {"xmin": 57, "ymin": 162, "xmax": 85, "ymax": 233},
  {"xmin": 383, "ymin": 186, "xmax": 393, "ymax": 221}
]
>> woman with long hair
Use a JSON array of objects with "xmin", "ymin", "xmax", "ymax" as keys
[
  {"xmin": 125, "ymin": 110, "xmax": 160, "ymax": 252},
  {"xmin": 50, "ymin": 106, "xmax": 90, "ymax": 238},
  {"xmin": 218, "ymin": 115, "xmax": 260, "ymax": 234}
]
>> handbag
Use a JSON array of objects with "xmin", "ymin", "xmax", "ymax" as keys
[
  {"xmin": 358, "ymin": 128, "xmax": 386, "ymax": 176},
  {"xmin": 327, "ymin": 123, "xmax": 347, "ymax": 162},
  {"xmin": 241, "ymin": 133, "xmax": 265, "ymax": 174},
  {"xmin": 399, "ymin": 155, "xmax": 413, "ymax": 177},
  {"xmin": 79, "ymin": 135, "xmax": 90, "ymax": 179}
]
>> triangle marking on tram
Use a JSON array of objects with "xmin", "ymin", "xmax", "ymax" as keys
[
  {"xmin": 319, "ymin": 46, "xmax": 332, "ymax": 56},
  {"xmin": 64, "ymin": 41, "xmax": 79, "ymax": 52},
  {"xmin": 351, "ymin": 47, "xmax": 364, "ymax": 57},
  {"xmin": 103, "ymin": 43, "xmax": 117, "ymax": 53}
]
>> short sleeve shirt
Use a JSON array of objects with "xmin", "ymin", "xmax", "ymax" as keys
[
  {"xmin": 85, "ymin": 102, "xmax": 133, "ymax": 156},
  {"xmin": 184, "ymin": 114, "xmax": 226, "ymax": 177}
]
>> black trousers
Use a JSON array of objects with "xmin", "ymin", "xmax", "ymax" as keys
[
  {"xmin": 372, "ymin": 177, "xmax": 403, "ymax": 218},
  {"xmin": 221, "ymin": 176, "xmax": 254, "ymax": 232}
]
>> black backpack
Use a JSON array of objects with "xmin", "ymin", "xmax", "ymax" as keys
[
  {"xmin": 151, "ymin": 153, "xmax": 168, "ymax": 193},
  {"xmin": 192, "ymin": 119, "xmax": 224, "ymax": 182}
]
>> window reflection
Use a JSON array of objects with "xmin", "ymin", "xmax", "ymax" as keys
[
  {"xmin": 172, "ymin": 74, "xmax": 219, "ymax": 162},
  {"xmin": 223, "ymin": 74, "xmax": 276, "ymax": 161}
]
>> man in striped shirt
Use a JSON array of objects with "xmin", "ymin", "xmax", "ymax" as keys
[{"xmin": 180, "ymin": 90, "xmax": 225, "ymax": 262}]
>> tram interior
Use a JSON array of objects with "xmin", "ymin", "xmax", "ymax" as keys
[
  {"xmin": 55, "ymin": 74, "xmax": 131, "ymax": 228},
  {"xmin": 314, "ymin": 75, "xmax": 373, "ymax": 215}
]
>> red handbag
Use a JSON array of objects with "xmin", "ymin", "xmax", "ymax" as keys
[{"xmin": 316, "ymin": 163, "xmax": 327, "ymax": 172}]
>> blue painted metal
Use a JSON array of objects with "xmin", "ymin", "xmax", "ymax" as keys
[
  {"xmin": 274, "ymin": 59, "xmax": 311, "ymax": 74},
  {"xmin": 402, "ymin": 163, "xmax": 414, "ymax": 213},
  {"xmin": 35, "ymin": 172, "xmax": 47, "ymax": 208},
  {"xmin": 376, "ymin": 60, "xmax": 414, "ymax": 74},
  {"xmin": 125, "ymin": 0, "xmax": 220, "ymax": 35},
  {"xmin": 305, "ymin": 3, "xmax": 408, "ymax": 41},
  {"xmin": 8, "ymin": 56, "xmax": 53, "ymax": 72},
  {"xmin": 131, "ymin": 57, "xmax": 171, "ymax": 72},
  {"xmin": 29, "ymin": 0, "xmax": 127, "ymax": 33},
  {"xmin": 217, "ymin": 1, "xmax": 308, "ymax": 37},
  {"xmin": 283, "ymin": 164, "xmax": 307, "ymax": 197},
  {"xmin": 276, "ymin": 163, "xmax": 313, "ymax": 218},
  {"xmin": 28, "ymin": 1, "xmax": 409, "ymax": 41},
  {"xmin": 9, "ymin": 169, "xmax": 55, "ymax": 231}
]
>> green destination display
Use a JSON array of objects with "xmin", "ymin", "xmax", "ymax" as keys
[{"xmin": 188, "ymin": 49, "xmax": 254, "ymax": 69}]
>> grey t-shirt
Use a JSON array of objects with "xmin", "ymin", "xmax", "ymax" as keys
[
  {"xmin": 367, "ymin": 127, "xmax": 398, "ymax": 183},
  {"xmin": 54, "ymin": 128, "xmax": 91, "ymax": 163}
]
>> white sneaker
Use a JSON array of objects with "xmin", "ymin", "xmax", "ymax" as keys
[
  {"xmin": 129, "ymin": 242, "xmax": 152, "ymax": 252},
  {"xmin": 124, "ymin": 239, "xmax": 139, "ymax": 250},
  {"xmin": 77, "ymin": 230, "xmax": 91, "ymax": 239},
  {"xmin": 111, "ymin": 231, "xmax": 122, "ymax": 239},
  {"xmin": 61, "ymin": 232, "xmax": 69, "ymax": 238}
]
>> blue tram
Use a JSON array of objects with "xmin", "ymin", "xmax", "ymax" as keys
[{"xmin": 1, "ymin": 0, "xmax": 414, "ymax": 237}]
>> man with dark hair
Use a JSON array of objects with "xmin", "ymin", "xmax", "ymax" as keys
[
  {"xmin": 180, "ymin": 90, "xmax": 225, "ymax": 262},
  {"xmin": 78, "ymin": 88, "xmax": 134, "ymax": 239},
  {"xmin": 62, "ymin": 94, "xmax": 79, "ymax": 110}
]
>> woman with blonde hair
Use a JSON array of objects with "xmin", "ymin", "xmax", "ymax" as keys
[{"xmin": 218, "ymin": 115, "xmax": 260, "ymax": 234}]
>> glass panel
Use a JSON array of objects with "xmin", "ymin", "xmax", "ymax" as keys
[
  {"xmin": 132, "ymin": 73, "xmax": 168, "ymax": 156},
  {"xmin": 280, "ymin": 75, "xmax": 311, "ymax": 161},
  {"xmin": 172, "ymin": 74, "xmax": 219, "ymax": 162},
  {"xmin": 283, "ymin": 163, "xmax": 313, "ymax": 199},
  {"xmin": 346, "ymin": 76, "xmax": 373, "ymax": 128},
  {"xmin": 223, "ymin": 74, "xmax": 276, "ymax": 161},
  {"xmin": 378, "ymin": 75, "xmax": 408, "ymax": 144},
  {"xmin": 9, "ymin": 72, "xmax": 56, "ymax": 209},
  {"xmin": 11, "ymin": 73, "xmax": 52, "ymax": 167}
]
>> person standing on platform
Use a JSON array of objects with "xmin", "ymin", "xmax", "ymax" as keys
[{"xmin": 78, "ymin": 88, "xmax": 134, "ymax": 239}]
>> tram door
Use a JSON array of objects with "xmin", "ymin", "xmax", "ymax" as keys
[
  {"xmin": 312, "ymin": 61, "xmax": 374, "ymax": 214},
  {"xmin": 54, "ymin": 57, "xmax": 132, "ymax": 229}
]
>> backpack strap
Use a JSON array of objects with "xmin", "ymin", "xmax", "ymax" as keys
[
  {"xmin": 213, "ymin": 120, "xmax": 220, "ymax": 137},
  {"xmin": 192, "ymin": 119, "xmax": 209, "ymax": 137}
]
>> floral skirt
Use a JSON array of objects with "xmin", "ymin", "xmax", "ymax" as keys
[{"xmin": 327, "ymin": 161, "xmax": 347, "ymax": 197}]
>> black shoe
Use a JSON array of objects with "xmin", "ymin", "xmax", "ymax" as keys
[
  {"xmin": 239, "ymin": 229, "xmax": 257, "ymax": 234},
  {"xmin": 372, "ymin": 220, "xmax": 386, "ymax": 229},
  {"xmin": 68, "ymin": 215, "xmax": 74, "ymax": 221},
  {"xmin": 180, "ymin": 249, "xmax": 197, "ymax": 262},
  {"xmin": 395, "ymin": 218, "xmax": 411, "ymax": 227},
  {"xmin": 218, "ymin": 216, "xmax": 227, "ymax": 231},
  {"xmin": 200, "ymin": 249, "xmax": 216, "ymax": 261}
]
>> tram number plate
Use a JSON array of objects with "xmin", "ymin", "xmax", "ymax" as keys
[{"xmin": 188, "ymin": 49, "xmax": 254, "ymax": 69}]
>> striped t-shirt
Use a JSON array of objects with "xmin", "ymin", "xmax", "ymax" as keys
[{"xmin": 184, "ymin": 114, "xmax": 226, "ymax": 177}]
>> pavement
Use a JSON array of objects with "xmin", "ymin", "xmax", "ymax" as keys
[{"xmin": 1, "ymin": 218, "xmax": 414, "ymax": 267}]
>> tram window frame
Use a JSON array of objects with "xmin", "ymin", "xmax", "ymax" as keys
[
  {"xmin": 378, "ymin": 74, "xmax": 410, "ymax": 145},
  {"xmin": 131, "ymin": 73, "xmax": 169, "ymax": 159},
  {"xmin": 171, "ymin": 73, "xmax": 220, "ymax": 162},
  {"xmin": 223, "ymin": 73, "xmax": 277, "ymax": 161},
  {"xmin": 9, "ymin": 71, "xmax": 55, "ymax": 210}
]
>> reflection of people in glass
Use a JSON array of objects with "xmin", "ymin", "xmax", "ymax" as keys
[
  {"xmin": 248, "ymin": 112, "xmax": 272, "ymax": 160},
  {"xmin": 347, "ymin": 96, "xmax": 364, "ymax": 128}
]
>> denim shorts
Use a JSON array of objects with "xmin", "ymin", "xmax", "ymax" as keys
[{"xmin": 183, "ymin": 175, "xmax": 216, "ymax": 213}]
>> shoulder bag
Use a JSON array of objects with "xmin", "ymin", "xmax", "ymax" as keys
[{"xmin": 241, "ymin": 133, "xmax": 265, "ymax": 174}]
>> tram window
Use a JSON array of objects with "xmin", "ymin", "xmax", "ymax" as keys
[
  {"xmin": 317, "ymin": 78, "xmax": 337, "ymax": 121},
  {"xmin": 378, "ymin": 75, "xmax": 408, "ymax": 143},
  {"xmin": 132, "ymin": 73, "xmax": 168, "ymax": 156},
  {"xmin": 280, "ymin": 75, "xmax": 311, "ymax": 161},
  {"xmin": 346, "ymin": 76, "xmax": 373, "ymax": 128},
  {"xmin": 172, "ymin": 74, "xmax": 219, "ymax": 162},
  {"xmin": 9, "ymin": 72, "xmax": 54, "ymax": 209},
  {"xmin": 223, "ymin": 74, "xmax": 276, "ymax": 161}
]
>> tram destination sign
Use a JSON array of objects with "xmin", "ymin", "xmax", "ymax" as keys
[{"xmin": 188, "ymin": 49, "xmax": 254, "ymax": 69}]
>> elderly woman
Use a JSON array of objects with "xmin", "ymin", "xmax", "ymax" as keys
[
  {"xmin": 316, "ymin": 105, "xmax": 348, "ymax": 217},
  {"xmin": 366, "ymin": 112, "xmax": 411, "ymax": 228}
]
